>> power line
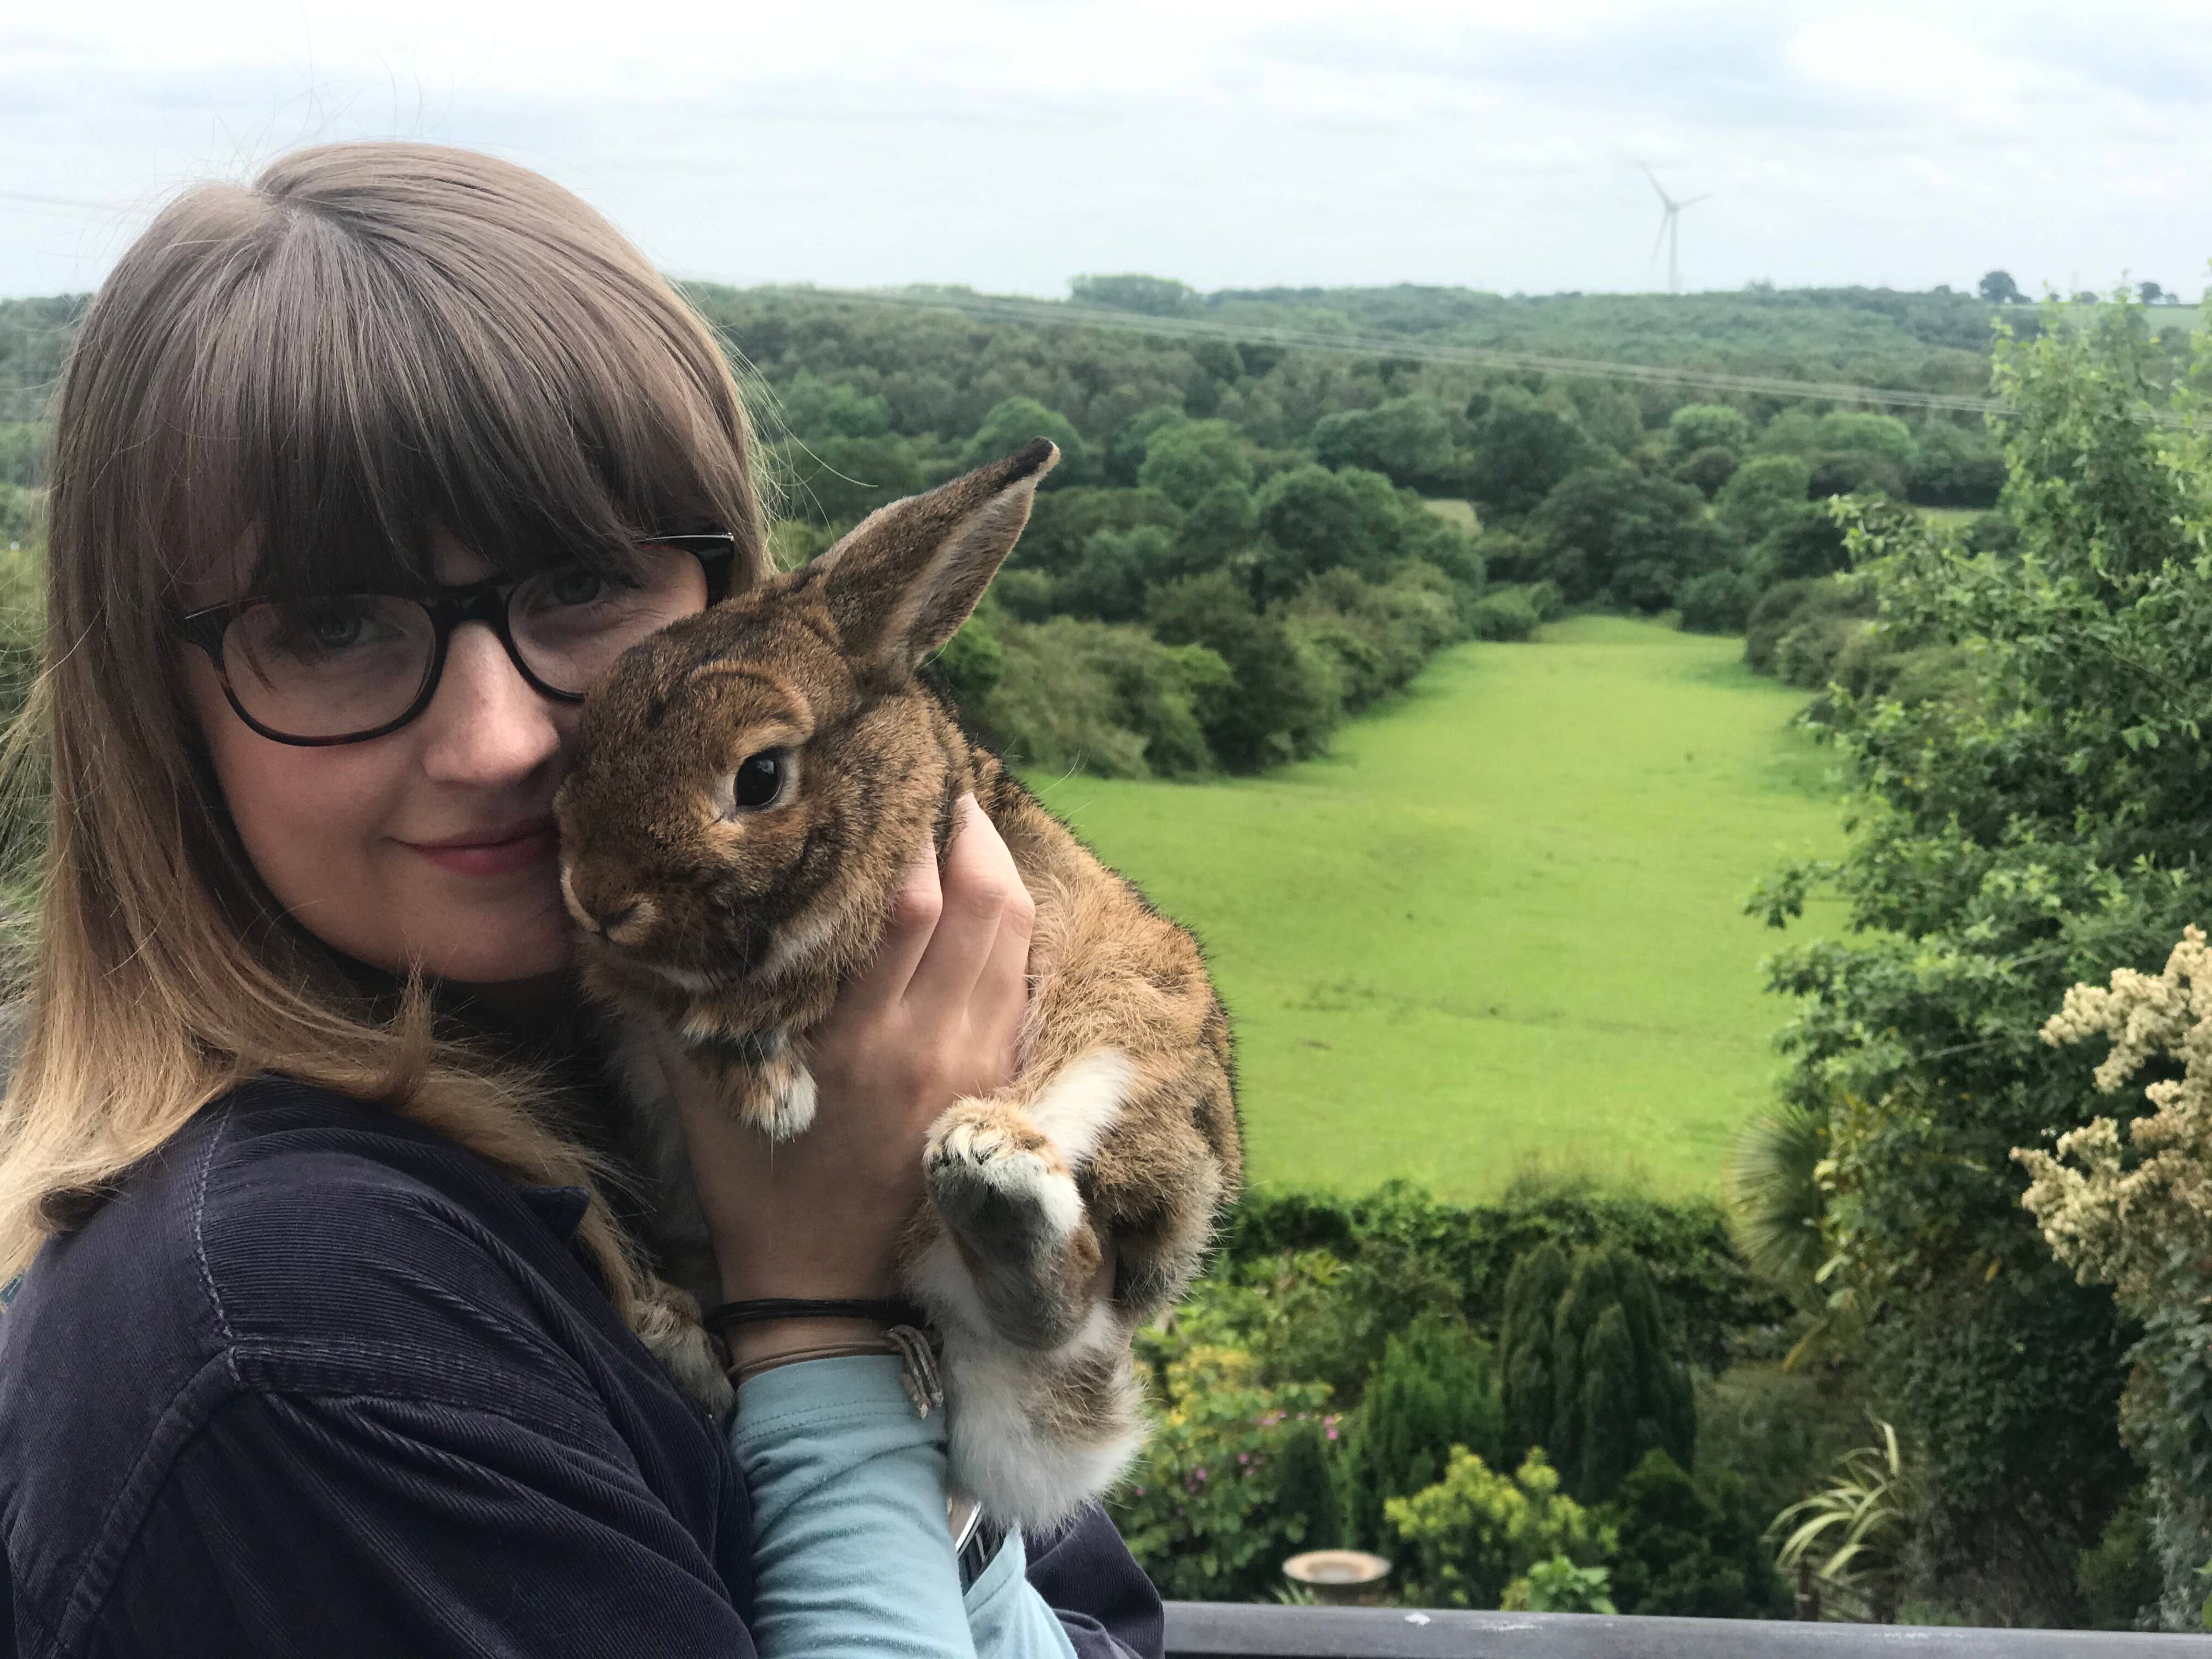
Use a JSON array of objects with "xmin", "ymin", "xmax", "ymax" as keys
[{"xmin": 747, "ymin": 284, "xmax": 2190, "ymax": 427}]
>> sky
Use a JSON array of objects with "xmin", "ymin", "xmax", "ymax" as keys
[{"xmin": 5, "ymin": 0, "xmax": 2211, "ymax": 303}]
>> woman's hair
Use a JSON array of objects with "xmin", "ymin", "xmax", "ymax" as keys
[{"xmin": 0, "ymin": 141, "xmax": 771, "ymax": 1299}]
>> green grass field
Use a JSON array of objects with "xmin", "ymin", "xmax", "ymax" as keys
[{"xmin": 1028, "ymin": 616, "xmax": 1844, "ymax": 1201}]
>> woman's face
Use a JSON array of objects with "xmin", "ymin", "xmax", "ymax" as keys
[{"xmin": 182, "ymin": 532, "xmax": 582, "ymax": 988}]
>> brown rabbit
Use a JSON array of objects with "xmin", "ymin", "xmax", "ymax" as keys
[{"xmin": 554, "ymin": 440, "xmax": 1242, "ymax": 1528}]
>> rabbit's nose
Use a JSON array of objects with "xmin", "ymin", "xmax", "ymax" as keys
[{"xmin": 591, "ymin": 899, "xmax": 640, "ymax": 935}]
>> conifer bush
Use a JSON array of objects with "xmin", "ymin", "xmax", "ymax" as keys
[{"xmin": 1340, "ymin": 1314, "xmax": 1503, "ymax": 1550}]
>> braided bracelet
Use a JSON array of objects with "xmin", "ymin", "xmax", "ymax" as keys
[{"xmin": 723, "ymin": 1322, "xmax": 946, "ymax": 1419}]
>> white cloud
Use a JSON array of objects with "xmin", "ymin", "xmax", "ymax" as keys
[{"xmin": 4, "ymin": 0, "xmax": 2212, "ymax": 300}]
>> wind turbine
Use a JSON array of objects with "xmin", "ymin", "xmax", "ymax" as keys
[{"xmin": 1643, "ymin": 166, "xmax": 1709, "ymax": 294}]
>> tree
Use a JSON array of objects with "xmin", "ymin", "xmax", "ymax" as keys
[
  {"xmin": 1531, "ymin": 464, "xmax": 1734, "ymax": 611},
  {"xmin": 1667, "ymin": 404, "xmax": 1753, "ymax": 458},
  {"xmin": 1016, "ymin": 487, "xmax": 1183, "ymax": 574},
  {"xmin": 1714, "ymin": 453, "xmax": 1813, "ymax": 543},
  {"xmin": 775, "ymin": 433, "xmax": 924, "ymax": 526},
  {"xmin": 2138, "ymin": 280, "xmax": 2166, "ymax": 306},
  {"xmin": 1137, "ymin": 418, "xmax": 1253, "ymax": 511},
  {"xmin": 1175, "ymin": 481, "xmax": 1259, "ymax": 573},
  {"xmin": 1057, "ymin": 526, "xmax": 1180, "ymax": 623},
  {"xmin": 1814, "ymin": 411, "xmax": 1915, "ymax": 468},
  {"xmin": 1499, "ymin": 1244, "xmax": 1572, "ymax": 1466},
  {"xmin": 1463, "ymin": 387, "xmax": 1590, "ymax": 515},
  {"xmin": 958, "ymin": 396, "xmax": 1089, "ymax": 483},
  {"xmin": 1312, "ymin": 396, "xmax": 1457, "ymax": 490},
  {"xmin": 1908, "ymin": 420, "xmax": 2006, "ymax": 509},
  {"xmin": 1341, "ymin": 1313, "xmax": 1504, "ymax": 1549},
  {"xmin": 1674, "ymin": 445, "xmax": 1740, "ymax": 499},
  {"xmin": 1147, "ymin": 571, "xmax": 1336, "ymax": 770},
  {"xmin": 1749, "ymin": 301, "xmax": 2209, "ymax": 1621},
  {"xmin": 1751, "ymin": 504, "xmax": 1852, "ymax": 584},
  {"xmin": 1979, "ymin": 270, "xmax": 2024, "ymax": 304},
  {"xmin": 1069, "ymin": 273, "xmax": 1198, "ymax": 317},
  {"xmin": 1251, "ymin": 465, "xmax": 1408, "ymax": 599},
  {"xmin": 1538, "ymin": 1247, "xmax": 1696, "ymax": 1505}
]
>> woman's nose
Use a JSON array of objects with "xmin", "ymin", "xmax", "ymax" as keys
[{"xmin": 415, "ymin": 620, "xmax": 566, "ymax": 785}]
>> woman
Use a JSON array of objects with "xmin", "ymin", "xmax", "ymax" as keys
[{"xmin": 0, "ymin": 142, "xmax": 1162, "ymax": 1658}]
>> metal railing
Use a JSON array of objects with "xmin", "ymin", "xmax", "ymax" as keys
[{"xmin": 1163, "ymin": 1602, "xmax": 2212, "ymax": 1656}]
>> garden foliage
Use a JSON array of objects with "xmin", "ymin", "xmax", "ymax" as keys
[{"xmin": 1746, "ymin": 295, "xmax": 2212, "ymax": 1623}]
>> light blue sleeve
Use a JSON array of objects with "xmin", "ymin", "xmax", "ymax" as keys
[{"xmin": 726, "ymin": 1355, "xmax": 1077, "ymax": 1659}]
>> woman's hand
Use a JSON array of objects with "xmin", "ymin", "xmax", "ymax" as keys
[{"xmin": 660, "ymin": 794, "xmax": 1034, "ymax": 1357}]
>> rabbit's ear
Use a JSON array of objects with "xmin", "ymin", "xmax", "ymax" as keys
[{"xmin": 817, "ymin": 439, "xmax": 1058, "ymax": 683}]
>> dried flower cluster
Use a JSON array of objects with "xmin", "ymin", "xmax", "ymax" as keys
[{"xmin": 2017, "ymin": 926, "xmax": 2212, "ymax": 1310}]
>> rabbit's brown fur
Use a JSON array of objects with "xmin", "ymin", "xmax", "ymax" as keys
[{"xmin": 554, "ymin": 441, "xmax": 1242, "ymax": 1527}]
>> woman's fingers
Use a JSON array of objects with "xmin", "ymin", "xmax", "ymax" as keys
[
  {"xmin": 837, "ymin": 838, "xmax": 943, "ymax": 1017},
  {"xmin": 905, "ymin": 795, "xmax": 1023, "ymax": 1026},
  {"xmin": 974, "ymin": 859, "xmax": 1036, "ymax": 1085}
]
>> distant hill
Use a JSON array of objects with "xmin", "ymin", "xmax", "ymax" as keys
[{"xmin": 0, "ymin": 281, "xmax": 2035, "ymax": 432}]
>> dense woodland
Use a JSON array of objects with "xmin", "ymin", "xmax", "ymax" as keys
[{"xmin": 4, "ymin": 277, "xmax": 2211, "ymax": 1628}]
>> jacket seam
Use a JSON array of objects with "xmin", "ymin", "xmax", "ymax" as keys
[
  {"xmin": 188, "ymin": 1101, "xmax": 238, "ymax": 1347},
  {"xmin": 50, "ymin": 1349, "xmax": 246, "ymax": 1659}
]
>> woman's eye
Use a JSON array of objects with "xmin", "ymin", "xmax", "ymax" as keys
[
  {"xmin": 546, "ymin": 568, "xmax": 610, "ymax": 608},
  {"xmin": 311, "ymin": 612, "xmax": 364, "ymax": 650},
  {"xmin": 268, "ymin": 602, "xmax": 386, "ymax": 656},
  {"xmin": 732, "ymin": 750, "xmax": 787, "ymax": 810}
]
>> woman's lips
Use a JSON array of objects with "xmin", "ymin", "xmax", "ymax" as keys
[{"xmin": 402, "ymin": 821, "xmax": 558, "ymax": 878}]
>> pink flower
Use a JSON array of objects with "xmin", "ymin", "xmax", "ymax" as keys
[{"xmin": 1326, "ymin": 1426, "xmax": 1339, "ymax": 1441}]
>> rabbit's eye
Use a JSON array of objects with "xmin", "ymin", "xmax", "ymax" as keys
[{"xmin": 731, "ymin": 749, "xmax": 788, "ymax": 811}]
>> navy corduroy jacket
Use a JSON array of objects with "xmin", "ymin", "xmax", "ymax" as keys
[{"xmin": 0, "ymin": 1077, "xmax": 1164, "ymax": 1658}]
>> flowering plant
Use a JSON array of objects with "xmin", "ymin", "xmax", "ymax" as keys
[{"xmin": 1108, "ymin": 1342, "xmax": 1340, "ymax": 1601}]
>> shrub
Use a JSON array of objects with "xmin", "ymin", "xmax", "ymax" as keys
[
  {"xmin": 1506, "ymin": 1555, "xmax": 1617, "ymax": 1614},
  {"xmin": 1499, "ymin": 1243, "xmax": 1572, "ymax": 1466},
  {"xmin": 1138, "ymin": 1245, "xmax": 1463, "ymax": 1407},
  {"xmin": 1468, "ymin": 588, "xmax": 1541, "ymax": 641},
  {"xmin": 1110, "ymin": 1344, "xmax": 1341, "ymax": 1601},
  {"xmin": 2078, "ymin": 1489, "xmax": 2160, "ymax": 1632},
  {"xmin": 1674, "ymin": 568, "xmax": 1755, "ymax": 634},
  {"xmin": 1385, "ymin": 1448, "xmax": 1613, "ymax": 1610},
  {"xmin": 1602, "ymin": 1449, "xmax": 1789, "ymax": 1618},
  {"xmin": 971, "ymin": 614, "xmax": 1228, "ymax": 777},
  {"xmin": 1546, "ymin": 1247, "xmax": 1697, "ymax": 1504},
  {"xmin": 1341, "ymin": 1313, "xmax": 1504, "ymax": 1549},
  {"xmin": 1694, "ymin": 1364, "xmax": 1867, "ymax": 1543},
  {"xmin": 1219, "ymin": 1178, "xmax": 1785, "ymax": 1372}
]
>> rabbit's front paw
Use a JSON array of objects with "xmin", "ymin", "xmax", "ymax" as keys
[
  {"xmin": 736, "ymin": 1054, "xmax": 817, "ymax": 1141},
  {"xmin": 926, "ymin": 1102, "xmax": 1081, "ymax": 1251}
]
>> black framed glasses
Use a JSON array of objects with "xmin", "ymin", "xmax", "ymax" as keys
[{"xmin": 177, "ymin": 534, "xmax": 738, "ymax": 746}]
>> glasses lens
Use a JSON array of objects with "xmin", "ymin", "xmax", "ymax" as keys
[
  {"xmin": 223, "ymin": 596, "xmax": 436, "ymax": 740},
  {"xmin": 507, "ymin": 543, "xmax": 712, "ymax": 695}
]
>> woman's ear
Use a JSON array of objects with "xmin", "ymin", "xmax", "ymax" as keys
[{"xmin": 814, "ymin": 439, "xmax": 1058, "ymax": 685}]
